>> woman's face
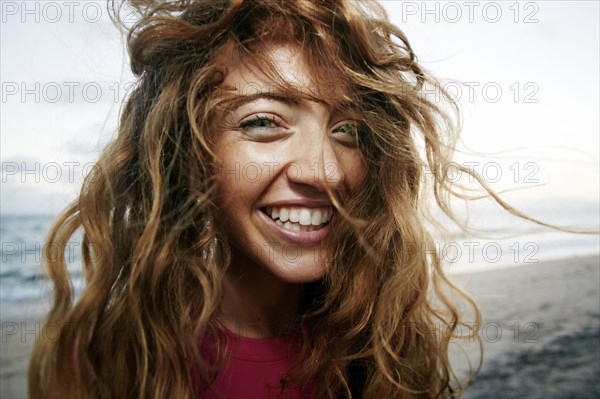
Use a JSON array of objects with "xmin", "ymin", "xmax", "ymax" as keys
[{"xmin": 213, "ymin": 44, "xmax": 366, "ymax": 283}]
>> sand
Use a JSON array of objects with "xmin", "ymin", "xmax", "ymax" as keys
[
  {"xmin": 1, "ymin": 319, "xmax": 36, "ymax": 398},
  {"xmin": 1, "ymin": 254, "xmax": 598, "ymax": 398},
  {"xmin": 451, "ymin": 253, "xmax": 600, "ymax": 398}
]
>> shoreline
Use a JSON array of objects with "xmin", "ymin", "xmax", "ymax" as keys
[
  {"xmin": 2, "ymin": 253, "xmax": 599, "ymax": 398},
  {"xmin": 451, "ymin": 253, "xmax": 600, "ymax": 398}
]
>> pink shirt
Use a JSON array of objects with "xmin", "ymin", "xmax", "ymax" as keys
[{"xmin": 195, "ymin": 327, "xmax": 315, "ymax": 399}]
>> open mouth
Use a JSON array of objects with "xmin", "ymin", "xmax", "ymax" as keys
[{"xmin": 260, "ymin": 206, "xmax": 332, "ymax": 232}]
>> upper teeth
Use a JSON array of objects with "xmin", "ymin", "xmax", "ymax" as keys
[{"xmin": 266, "ymin": 206, "xmax": 332, "ymax": 226}]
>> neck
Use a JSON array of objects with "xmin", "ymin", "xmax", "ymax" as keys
[{"xmin": 218, "ymin": 250, "xmax": 303, "ymax": 338}]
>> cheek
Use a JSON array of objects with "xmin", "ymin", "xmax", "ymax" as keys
[
  {"xmin": 341, "ymin": 152, "xmax": 368, "ymax": 188},
  {"xmin": 214, "ymin": 145, "xmax": 250, "ymax": 227},
  {"xmin": 216, "ymin": 139, "xmax": 281, "ymax": 181},
  {"xmin": 213, "ymin": 143, "xmax": 278, "ymax": 223}
]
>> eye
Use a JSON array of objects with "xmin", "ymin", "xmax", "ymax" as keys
[
  {"xmin": 331, "ymin": 121, "xmax": 363, "ymax": 146},
  {"xmin": 238, "ymin": 114, "xmax": 287, "ymax": 140},
  {"xmin": 240, "ymin": 115, "xmax": 278, "ymax": 129},
  {"xmin": 334, "ymin": 123, "xmax": 359, "ymax": 136}
]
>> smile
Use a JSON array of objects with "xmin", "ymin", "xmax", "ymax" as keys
[
  {"xmin": 259, "ymin": 205, "xmax": 334, "ymax": 245},
  {"xmin": 261, "ymin": 206, "xmax": 332, "ymax": 232}
]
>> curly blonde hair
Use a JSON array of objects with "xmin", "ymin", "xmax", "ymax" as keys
[{"xmin": 28, "ymin": 1, "xmax": 497, "ymax": 397}]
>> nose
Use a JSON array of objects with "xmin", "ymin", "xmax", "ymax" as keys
[{"xmin": 285, "ymin": 133, "xmax": 345, "ymax": 192}]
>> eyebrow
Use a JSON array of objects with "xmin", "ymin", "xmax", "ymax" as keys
[
  {"xmin": 217, "ymin": 89, "xmax": 360, "ymax": 119},
  {"xmin": 217, "ymin": 86, "xmax": 302, "ymax": 112},
  {"xmin": 215, "ymin": 78, "xmax": 366, "ymax": 121}
]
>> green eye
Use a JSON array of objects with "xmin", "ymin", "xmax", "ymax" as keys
[
  {"xmin": 239, "ymin": 116, "xmax": 277, "ymax": 129},
  {"xmin": 334, "ymin": 123, "xmax": 359, "ymax": 136},
  {"xmin": 332, "ymin": 121, "xmax": 363, "ymax": 147},
  {"xmin": 237, "ymin": 114, "xmax": 287, "ymax": 141}
]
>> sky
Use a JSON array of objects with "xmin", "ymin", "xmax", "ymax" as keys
[{"xmin": 1, "ymin": 0, "xmax": 599, "ymax": 215}]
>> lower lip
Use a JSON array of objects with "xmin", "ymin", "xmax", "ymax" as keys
[{"xmin": 258, "ymin": 210, "xmax": 332, "ymax": 245}]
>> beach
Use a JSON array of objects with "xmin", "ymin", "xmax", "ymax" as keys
[
  {"xmin": 1, "ymin": 253, "xmax": 599, "ymax": 398},
  {"xmin": 451, "ymin": 253, "xmax": 600, "ymax": 398}
]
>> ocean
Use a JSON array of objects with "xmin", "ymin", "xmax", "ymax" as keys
[
  {"xmin": 0, "ymin": 214, "xmax": 81, "ymax": 321},
  {"xmin": 1, "ymin": 199, "xmax": 598, "ymax": 322}
]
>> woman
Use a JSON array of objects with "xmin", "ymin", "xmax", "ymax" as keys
[{"xmin": 29, "ymin": 0, "xmax": 487, "ymax": 397}]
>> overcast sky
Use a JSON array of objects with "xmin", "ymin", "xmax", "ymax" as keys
[{"xmin": 1, "ymin": 1, "xmax": 599, "ymax": 215}]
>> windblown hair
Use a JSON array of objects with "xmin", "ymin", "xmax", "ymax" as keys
[{"xmin": 28, "ymin": 0, "xmax": 506, "ymax": 397}]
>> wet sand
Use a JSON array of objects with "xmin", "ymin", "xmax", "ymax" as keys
[
  {"xmin": 1, "ymin": 319, "xmax": 37, "ymax": 398},
  {"xmin": 452, "ymin": 253, "xmax": 600, "ymax": 398}
]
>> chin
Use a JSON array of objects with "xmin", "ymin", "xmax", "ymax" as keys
[{"xmin": 264, "ymin": 253, "xmax": 329, "ymax": 284}]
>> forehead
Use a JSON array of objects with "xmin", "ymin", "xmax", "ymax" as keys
[{"xmin": 213, "ymin": 42, "xmax": 352, "ymax": 106}]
